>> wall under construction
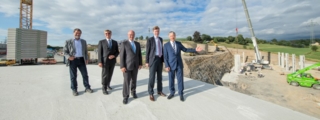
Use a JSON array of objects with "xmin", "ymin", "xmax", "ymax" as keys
[{"xmin": 6, "ymin": 28, "xmax": 47, "ymax": 60}]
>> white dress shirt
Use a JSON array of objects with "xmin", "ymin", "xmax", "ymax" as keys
[{"xmin": 106, "ymin": 39, "xmax": 112, "ymax": 47}]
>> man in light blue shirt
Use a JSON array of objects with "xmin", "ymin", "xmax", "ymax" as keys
[{"xmin": 63, "ymin": 28, "xmax": 93, "ymax": 96}]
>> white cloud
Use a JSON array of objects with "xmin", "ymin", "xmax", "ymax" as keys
[
  {"xmin": 0, "ymin": 0, "xmax": 319, "ymax": 46},
  {"xmin": 300, "ymin": 17, "xmax": 320, "ymax": 26}
]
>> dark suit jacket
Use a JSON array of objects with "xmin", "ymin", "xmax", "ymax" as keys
[
  {"xmin": 63, "ymin": 39, "xmax": 88, "ymax": 66},
  {"xmin": 163, "ymin": 41, "xmax": 196, "ymax": 70},
  {"xmin": 97, "ymin": 39, "xmax": 119, "ymax": 65},
  {"xmin": 120, "ymin": 40, "xmax": 142, "ymax": 71},
  {"xmin": 145, "ymin": 36, "xmax": 164, "ymax": 66}
]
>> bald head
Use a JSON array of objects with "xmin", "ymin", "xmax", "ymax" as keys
[{"xmin": 128, "ymin": 30, "xmax": 135, "ymax": 41}]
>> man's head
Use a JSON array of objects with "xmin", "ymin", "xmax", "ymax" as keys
[
  {"xmin": 73, "ymin": 28, "xmax": 82, "ymax": 40},
  {"xmin": 128, "ymin": 30, "xmax": 135, "ymax": 41},
  {"xmin": 104, "ymin": 29, "xmax": 112, "ymax": 39},
  {"xmin": 168, "ymin": 31, "xmax": 176, "ymax": 41},
  {"xmin": 153, "ymin": 26, "xmax": 160, "ymax": 37}
]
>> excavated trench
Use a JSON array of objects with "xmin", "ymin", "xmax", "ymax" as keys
[{"xmin": 182, "ymin": 52, "xmax": 234, "ymax": 85}]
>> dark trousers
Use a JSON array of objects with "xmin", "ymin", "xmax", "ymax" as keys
[
  {"xmin": 102, "ymin": 62, "xmax": 115, "ymax": 88},
  {"xmin": 69, "ymin": 57, "xmax": 90, "ymax": 90},
  {"xmin": 148, "ymin": 56, "xmax": 163, "ymax": 95},
  {"xmin": 122, "ymin": 69, "xmax": 138, "ymax": 98},
  {"xmin": 168, "ymin": 67, "xmax": 184, "ymax": 96}
]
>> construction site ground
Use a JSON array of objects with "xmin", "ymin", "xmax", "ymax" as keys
[
  {"xmin": 0, "ymin": 65, "xmax": 318, "ymax": 120},
  {"xmin": 226, "ymin": 48, "xmax": 320, "ymax": 119}
]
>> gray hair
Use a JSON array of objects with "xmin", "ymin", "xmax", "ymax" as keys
[{"xmin": 168, "ymin": 31, "xmax": 176, "ymax": 36}]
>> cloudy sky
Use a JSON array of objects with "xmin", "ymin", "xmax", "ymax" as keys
[{"xmin": 0, "ymin": 0, "xmax": 319, "ymax": 46}]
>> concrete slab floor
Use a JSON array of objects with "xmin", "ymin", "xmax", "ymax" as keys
[{"xmin": 0, "ymin": 65, "xmax": 318, "ymax": 120}]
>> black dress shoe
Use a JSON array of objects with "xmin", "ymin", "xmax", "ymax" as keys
[
  {"xmin": 132, "ymin": 93, "xmax": 138, "ymax": 99},
  {"xmin": 107, "ymin": 86, "xmax": 113, "ymax": 90},
  {"xmin": 158, "ymin": 92, "xmax": 167, "ymax": 97},
  {"xmin": 123, "ymin": 98, "xmax": 128, "ymax": 104},
  {"xmin": 180, "ymin": 96, "xmax": 185, "ymax": 102},
  {"xmin": 73, "ymin": 90, "xmax": 78, "ymax": 96},
  {"xmin": 102, "ymin": 88, "xmax": 108, "ymax": 95},
  {"xmin": 167, "ymin": 94, "xmax": 174, "ymax": 99}
]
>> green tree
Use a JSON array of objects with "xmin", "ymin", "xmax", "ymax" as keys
[
  {"xmin": 227, "ymin": 36, "xmax": 235, "ymax": 43},
  {"xmin": 237, "ymin": 34, "xmax": 246, "ymax": 45},
  {"xmin": 311, "ymin": 45, "xmax": 318, "ymax": 51},
  {"xmin": 146, "ymin": 36, "xmax": 149, "ymax": 40},
  {"xmin": 225, "ymin": 39, "xmax": 230, "ymax": 44},
  {"xmin": 245, "ymin": 37, "xmax": 251, "ymax": 44},
  {"xmin": 139, "ymin": 35, "xmax": 143, "ymax": 40},
  {"xmin": 193, "ymin": 31, "xmax": 202, "ymax": 43},
  {"xmin": 271, "ymin": 38, "xmax": 278, "ymax": 44},
  {"xmin": 201, "ymin": 34, "xmax": 211, "ymax": 41},
  {"xmin": 213, "ymin": 38, "xmax": 218, "ymax": 43},
  {"xmin": 218, "ymin": 37, "xmax": 226, "ymax": 42},
  {"xmin": 135, "ymin": 37, "xmax": 138, "ymax": 40},
  {"xmin": 186, "ymin": 36, "xmax": 192, "ymax": 41}
]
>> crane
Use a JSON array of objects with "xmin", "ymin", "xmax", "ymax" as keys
[
  {"xmin": 20, "ymin": 0, "xmax": 33, "ymax": 29},
  {"xmin": 241, "ymin": 0, "xmax": 268, "ymax": 65}
]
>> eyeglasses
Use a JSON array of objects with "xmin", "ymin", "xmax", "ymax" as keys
[{"xmin": 105, "ymin": 33, "xmax": 111, "ymax": 34}]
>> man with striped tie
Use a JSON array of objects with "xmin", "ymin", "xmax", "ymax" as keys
[{"xmin": 145, "ymin": 26, "xmax": 167, "ymax": 102}]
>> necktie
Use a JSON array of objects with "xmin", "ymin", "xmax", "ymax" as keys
[
  {"xmin": 131, "ymin": 41, "xmax": 136, "ymax": 53},
  {"xmin": 108, "ymin": 40, "xmax": 112, "ymax": 49},
  {"xmin": 172, "ymin": 42, "xmax": 176, "ymax": 54},
  {"xmin": 158, "ymin": 39, "xmax": 162, "ymax": 57}
]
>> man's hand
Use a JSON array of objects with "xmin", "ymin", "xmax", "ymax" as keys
[
  {"xmin": 68, "ymin": 56, "xmax": 75, "ymax": 61},
  {"xmin": 196, "ymin": 47, "xmax": 203, "ymax": 52},
  {"xmin": 139, "ymin": 65, "xmax": 142, "ymax": 70},
  {"xmin": 121, "ymin": 68, "xmax": 126, "ymax": 73},
  {"xmin": 145, "ymin": 63, "xmax": 149, "ymax": 67},
  {"xmin": 166, "ymin": 67, "xmax": 170, "ymax": 72},
  {"xmin": 98, "ymin": 63, "xmax": 103, "ymax": 67},
  {"xmin": 108, "ymin": 55, "xmax": 115, "ymax": 59}
]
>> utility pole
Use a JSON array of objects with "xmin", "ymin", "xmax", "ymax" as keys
[
  {"xmin": 4, "ymin": 37, "xmax": 7, "ymax": 44},
  {"xmin": 308, "ymin": 20, "xmax": 317, "ymax": 46}
]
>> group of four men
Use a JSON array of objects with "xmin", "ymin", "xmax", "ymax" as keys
[{"xmin": 63, "ymin": 26, "xmax": 202, "ymax": 104}]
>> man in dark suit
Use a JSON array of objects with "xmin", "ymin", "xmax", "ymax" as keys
[
  {"xmin": 145, "ymin": 26, "xmax": 166, "ymax": 101},
  {"xmin": 98, "ymin": 29, "xmax": 119, "ymax": 95},
  {"xmin": 120, "ymin": 30, "xmax": 142, "ymax": 104},
  {"xmin": 64, "ymin": 28, "xmax": 93, "ymax": 96},
  {"xmin": 163, "ymin": 31, "xmax": 202, "ymax": 101}
]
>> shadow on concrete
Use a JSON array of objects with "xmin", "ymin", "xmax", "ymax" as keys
[{"xmin": 89, "ymin": 73, "xmax": 217, "ymax": 102}]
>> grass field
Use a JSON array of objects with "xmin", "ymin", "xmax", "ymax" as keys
[
  {"xmin": 218, "ymin": 43, "xmax": 320, "ymax": 62},
  {"xmin": 160, "ymin": 39, "xmax": 319, "ymax": 61}
]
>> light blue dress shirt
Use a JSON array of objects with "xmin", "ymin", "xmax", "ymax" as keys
[{"xmin": 74, "ymin": 39, "xmax": 83, "ymax": 57}]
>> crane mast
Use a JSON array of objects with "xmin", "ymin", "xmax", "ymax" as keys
[
  {"xmin": 241, "ymin": 0, "xmax": 262, "ymax": 64},
  {"xmin": 20, "ymin": 0, "xmax": 33, "ymax": 29}
]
